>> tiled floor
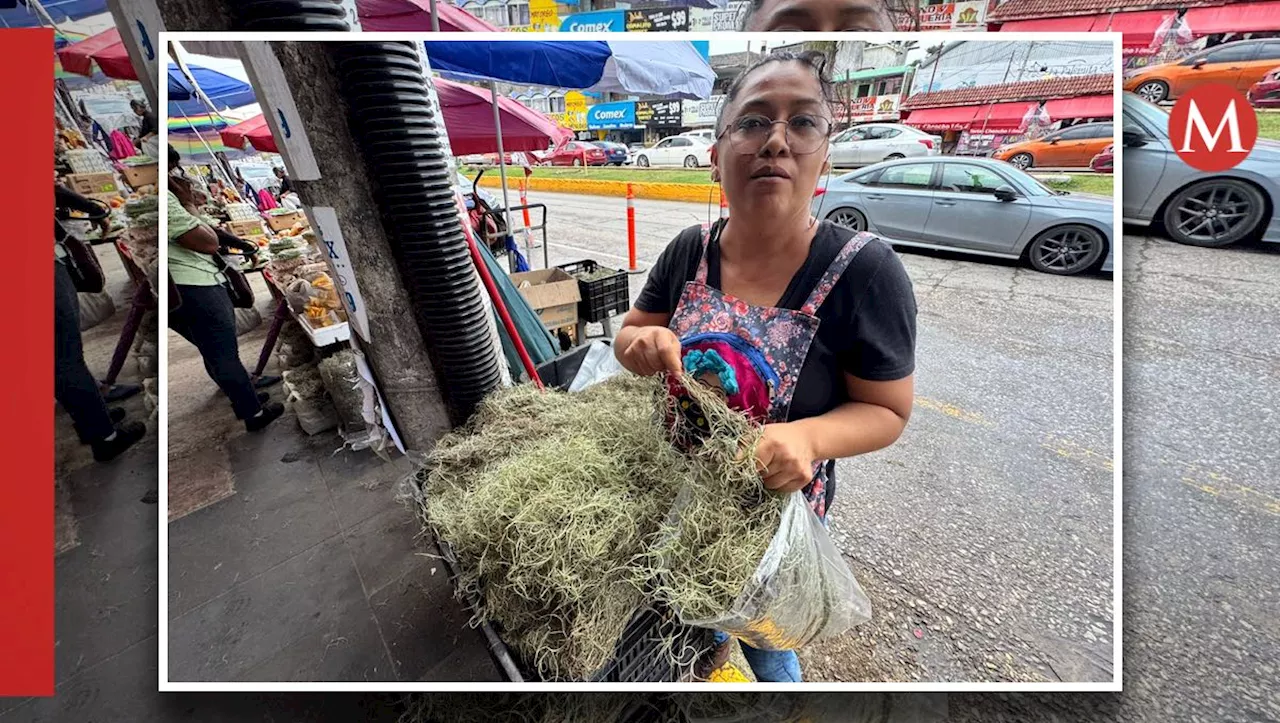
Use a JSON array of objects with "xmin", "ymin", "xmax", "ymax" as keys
[{"xmin": 164, "ymin": 283, "xmax": 497, "ymax": 682}]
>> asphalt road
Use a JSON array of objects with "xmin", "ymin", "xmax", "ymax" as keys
[{"xmin": 513, "ymin": 190, "xmax": 1117, "ymax": 685}]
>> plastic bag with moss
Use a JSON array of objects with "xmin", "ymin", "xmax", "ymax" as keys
[{"xmin": 653, "ymin": 380, "xmax": 871, "ymax": 653}]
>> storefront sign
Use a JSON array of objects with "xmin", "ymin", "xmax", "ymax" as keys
[
  {"xmin": 625, "ymin": 6, "xmax": 689, "ymax": 31},
  {"xmin": 587, "ymin": 101, "xmax": 637, "ymax": 130},
  {"xmin": 551, "ymin": 95, "xmax": 589, "ymax": 132},
  {"xmin": 636, "ymin": 99, "xmax": 682, "ymax": 127},
  {"xmin": 681, "ymin": 95, "xmax": 725, "ymax": 128},
  {"xmin": 951, "ymin": 0, "xmax": 986, "ymax": 29},
  {"xmin": 837, "ymin": 94, "xmax": 902, "ymax": 123},
  {"xmin": 918, "ymin": 2, "xmax": 954, "ymax": 30},
  {"xmin": 559, "ymin": 9, "xmax": 625, "ymax": 32},
  {"xmin": 711, "ymin": 1, "xmax": 749, "ymax": 31}
]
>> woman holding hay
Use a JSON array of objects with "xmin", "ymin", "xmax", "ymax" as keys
[{"xmin": 615, "ymin": 50, "xmax": 917, "ymax": 682}]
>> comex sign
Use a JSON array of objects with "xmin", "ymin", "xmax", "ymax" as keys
[
  {"xmin": 560, "ymin": 10, "xmax": 624, "ymax": 32},
  {"xmin": 587, "ymin": 102, "xmax": 636, "ymax": 130}
]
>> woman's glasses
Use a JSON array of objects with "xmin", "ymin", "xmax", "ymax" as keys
[{"xmin": 719, "ymin": 113, "xmax": 832, "ymax": 155}]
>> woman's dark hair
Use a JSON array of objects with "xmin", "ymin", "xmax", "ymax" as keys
[
  {"xmin": 168, "ymin": 143, "xmax": 181, "ymax": 169},
  {"xmin": 715, "ymin": 50, "xmax": 837, "ymax": 135}
]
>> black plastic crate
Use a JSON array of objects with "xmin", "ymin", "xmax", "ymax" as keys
[{"xmin": 558, "ymin": 259, "xmax": 631, "ymax": 323}]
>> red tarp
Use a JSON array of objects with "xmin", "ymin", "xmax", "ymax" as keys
[
  {"xmin": 903, "ymin": 105, "xmax": 979, "ymax": 132},
  {"xmin": 221, "ymin": 77, "xmax": 570, "ymax": 155},
  {"xmin": 997, "ymin": 15, "xmax": 1104, "ymax": 32},
  {"xmin": 1044, "ymin": 94, "xmax": 1115, "ymax": 121},
  {"xmin": 970, "ymin": 101, "xmax": 1038, "ymax": 132},
  {"xmin": 220, "ymin": 113, "xmax": 276, "ymax": 154},
  {"xmin": 1183, "ymin": 2, "xmax": 1280, "ymax": 35},
  {"xmin": 56, "ymin": 27, "xmax": 137, "ymax": 80},
  {"xmin": 356, "ymin": 0, "xmax": 502, "ymax": 31}
]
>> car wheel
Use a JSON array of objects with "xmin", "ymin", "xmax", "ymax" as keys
[
  {"xmin": 1008, "ymin": 153, "xmax": 1034, "ymax": 170},
  {"xmin": 1135, "ymin": 80, "xmax": 1169, "ymax": 104},
  {"xmin": 684, "ymin": 155, "xmax": 699, "ymax": 168},
  {"xmin": 1027, "ymin": 224, "xmax": 1106, "ymax": 275},
  {"xmin": 572, "ymin": 158, "xmax": 583, "ymax": 167},
  {"xmin": 884, "ymin": 153, "xmax": 905, "ymax": 161},
  {"xmin": 826, "ymin": 207, "xmax": 868, "ymax": 232},
  {"xmin": 1161, "ymin": 179, "xmax": 1267, "ymax": 248},
  {"xmin": 637, "ymin": 155, "xmax": 649, "ymax": 168}
]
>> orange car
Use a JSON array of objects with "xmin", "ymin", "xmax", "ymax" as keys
[
  {"xmin": 990, "ymin": 122, "xmax": 1113, "ymax": 170},
  {"xmin": 1124, "ymin": 38, "xmax": 1280, "ymax": 104}
]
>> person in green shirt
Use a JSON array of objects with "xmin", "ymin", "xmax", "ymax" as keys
[
  {"xmin": 169, "ymin": 146, "xmax": 284, "ymax": 432},
  {"xmin": 55, "ymin": 183, "xmax": 146, "ymax": 461}
]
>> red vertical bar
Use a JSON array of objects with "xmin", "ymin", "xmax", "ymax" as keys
[
  {"xmin": 0, "ymin": 28, "xmax": 55, "ymax": 696},
  {"xmin": 626, "ymin": 183, "xmax": 637, "ymax": 271}
]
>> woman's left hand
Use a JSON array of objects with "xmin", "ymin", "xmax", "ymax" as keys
[{"xmin": 755, "ymin": 423, "xmax": 816, "ymax": 493}]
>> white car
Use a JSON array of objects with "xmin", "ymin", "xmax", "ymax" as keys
[
  {"xmin": 829, "ymin": 123, "xmax": 941, "ymax": 168},
  {"xmin": 633, "ymin": 135, "xmax": 713, "ymax": 168},
  {"xmin": 680, "ymin": 129, "xmax": 718, "ymax": 144}
]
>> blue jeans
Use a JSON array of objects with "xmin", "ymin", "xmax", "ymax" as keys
[{"xmin": 713, "ymin": 630, "xmax": 802, "ymax": 682}]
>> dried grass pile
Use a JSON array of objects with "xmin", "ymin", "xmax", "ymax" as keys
[{"xmin": 415, "ymin": 373, "xmax": 786, "ymax": 680}]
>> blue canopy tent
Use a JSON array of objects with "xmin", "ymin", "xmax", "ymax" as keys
[
  {"xmin": 0, "ymin": 0, "xmax": 106, "ymax": 27},
  {"xmin": 167, "ymin": 54, "xmax": 257, "ymax": 116},
  {"xmin": 423, "ymin": 40, "xmax": 715, "ymax": 101}
]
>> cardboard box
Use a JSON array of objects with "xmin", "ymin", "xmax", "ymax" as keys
[
  {"xmin": 68, "ymin": 172, "xmax": 118, "ymax": 196},
  {"xmin": 509, "ymin": 268, "xmax": 582, "ymax": 329},
  {"xmin": 120, "ymin": 163, "xmax": 158, "ymax": 189},
  {"xmin": 265, "ymin": 210, "xmax": 307, "ymax": 232},
  {"xmin": 226, "ymin": 219, "xmax": 266, "ymax": 238}
]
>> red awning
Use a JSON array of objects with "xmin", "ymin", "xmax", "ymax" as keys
[
  {"xmin": 1106, "ymin": 10, "xmax": 1178, "ymax": 54},
  {"xmin": 969, "ymin": 102, "xmax": 1037, "ymax": 132},
  {"xmin": 222, "ymin": 77, "xmax": 570, "ymax": 156},
  {"xmin": 356, "ymin": 0, "xmax": 504, "ymax": 31},
  {"xmin": 997, "ymin": 15, "xmax": 1105, "ymax": 32},
  {"xmin": 56, "ymin": 27, "xmax": 137, "ymax": 80},
  {"xmin": 220, "ymin": 114, "xmax": 277, "ymax": 154},
  {"xmin": 1183, "ymin": 2, "xmax": 1280, "ymax": 35},
  {"xmin": 903, "ymin": 106, "xmax": 979, "ymax": 132},
  {"xmin": 1044, "ymin": 94, "xmax": 1114, "ymax": 121}
]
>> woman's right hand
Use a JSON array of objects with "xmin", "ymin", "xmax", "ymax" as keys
[{"xmin": 618, "ymin": 325, "xmax": 683, "ymax": 377}]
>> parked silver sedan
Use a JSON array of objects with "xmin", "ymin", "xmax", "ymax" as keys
[
  {"xmin": 1120, "ymin": 92, "xmax": 1280, "ymax": 248},
  {"xmin": 813, "ymin": 157, "xmax": 1114, "ymax": 275}
]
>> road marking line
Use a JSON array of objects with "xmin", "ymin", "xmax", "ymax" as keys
[
  {"xmin": 913, "ymin": 396, "xmax": 993, "ymax": 426},
  {"xmin": 1041, "ymin": 436, "xmax": 1114, "ymax": 472},
  {"xmin": 1177, "ymin": 463, "xmax": 1280, "ymax": 517}
]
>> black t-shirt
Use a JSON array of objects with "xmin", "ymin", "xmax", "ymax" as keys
[
  {"xmin": 138, "ymin": 111, "xmax": 158, "ymax": 139},
  {"xmin": 635, "ymin": 219, "xmax": 917, "ymax": 423}
]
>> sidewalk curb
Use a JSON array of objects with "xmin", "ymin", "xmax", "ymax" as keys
[{"xmin": 473, "ymin": 174, "xmax": 720, "ymax": 204}]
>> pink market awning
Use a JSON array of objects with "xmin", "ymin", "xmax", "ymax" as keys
[
  {"xmin": 56, "ymin": 27, "xmax": 137, "ymax": 80},
  {"xmin": 356, "ymin": 0, "xmax": 502, "ymax": 31},
  {"xmin": 221, "ymin": 78, "xmax": 568, "ymax": 156}
]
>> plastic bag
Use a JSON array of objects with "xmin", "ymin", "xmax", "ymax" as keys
[
  {"xmin": 318, "ymin": 350, "xmax": 367, "ymax": 435},
  {"xmin": 567, "ymin": 341, "xmax": 624, "ymax": 393},
  {"xmin": 234, "ymin": 306, "xmax": 263, "ymax": 337},
  {"xmin": 669, "ymin": 489, "xmax": 871, "ymax": 652},
  {"xmin": 78, "ymin": 291, "xmax": 116, "ymax": 331}
]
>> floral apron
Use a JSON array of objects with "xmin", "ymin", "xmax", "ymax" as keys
[{"xmin": 666, "ymin": 223, "xmax": 873, "ymax": 519}]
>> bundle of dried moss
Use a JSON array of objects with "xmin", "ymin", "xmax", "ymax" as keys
[{"xmin": 416, "ymin": 373, "xmax": 781, "ymax": 680}]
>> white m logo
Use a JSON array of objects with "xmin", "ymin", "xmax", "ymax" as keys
[{"xmin": 1179, "ymin": 99, "xmax": 1247, "ymax": 153}]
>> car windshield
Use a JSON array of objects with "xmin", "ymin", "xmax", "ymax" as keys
[{"xmin": 1002, "ymin": 166, "xmax": 1058, "ymax": 197}]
